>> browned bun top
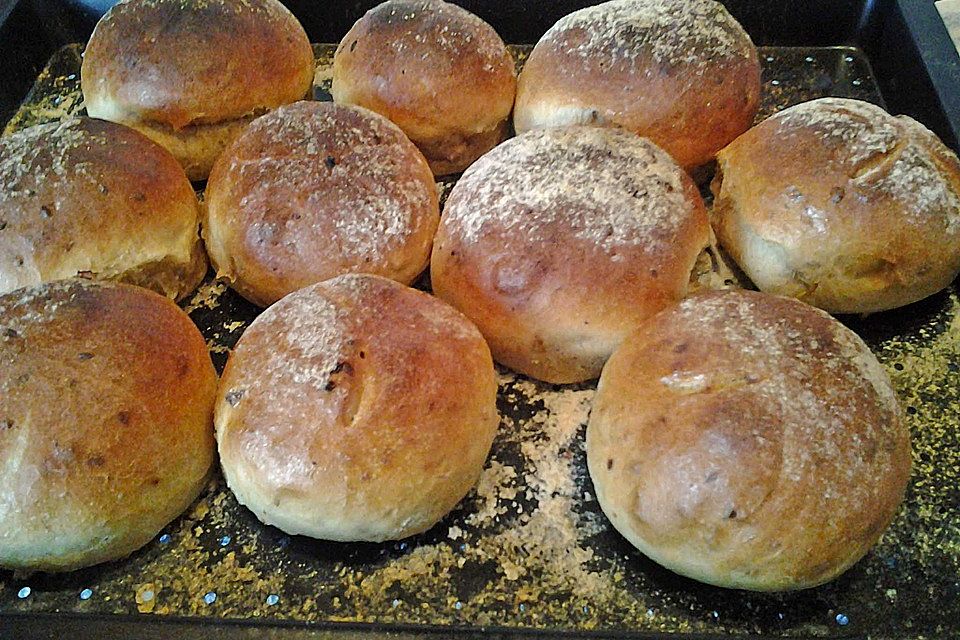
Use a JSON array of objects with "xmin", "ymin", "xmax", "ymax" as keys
[
  {"xmin": 514, "ymin": 0, "xmax": 760, "ymax": 170},
  {"xmin": 215, "ymin": 274, "xmax": 498, "ymax": 542},
  {"xmin": 332, "ymin": 0, "xmax": 516, "ymax": 174},
  {"xmin": 587, "ymin": 288, "xmax": 910, "ymax": 591},
  {"xmin": 204, "ymin": 101, "xmax": 439, "ymax": 307},
  {"xmin": 0, "ymin": 279, "xmax": 217, "ymax": 572},
  {"xmin": 81, "ymin": 0, "xmax": 314, "ymax": 130},
  {"xmin": 431, "ymin": 126, "xmax": 711, "ymax": 384},
  {"xmin": 713, "ymin": 97, "xmax": 960, "ymax": 313},
  {"xmin": 0, "ymin": 118, "xmax": 205, "ymax": 301}
]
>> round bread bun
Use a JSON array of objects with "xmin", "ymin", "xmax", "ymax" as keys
[
  {"xmin": 332, "ymin": 0, "xmax": 517, "ymax": 176},
  {"xmin": 0, "ymin": 279, "xmax": 217, "ymax": 572},
  {"xmin": 712, "ymin": 97, "xmax": 960, "ymax": 314},
  {"xmin": 430, "ymin": 126, "xmax": 711, "ymax": 384},
  {"xmin": 514, "ymin": 0, "xmax": 760, "ymax": 171},
  {"xmin": 81, "ymin": 0, "xmax": 314, "ymax": 181},
  {"xmin": 0, "ymin": 118, "xmax": 206, "ymax": 301},
  {"xmin": 215, "ymin": 274, "xmax": 498, "ymax": 542},
  {"xmin": 204, "ymin": 101, "xmax": 440, "ymax": 307},
  {"xmin": 587, "ymin": 289, "xmax": 910, "ymax": 591}
]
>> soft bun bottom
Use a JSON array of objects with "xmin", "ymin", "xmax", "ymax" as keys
[
  {"xmin": 116, "ymin": 238, "xmax": 209, "ymax": 302},
  {"xmin": 416, "ymin": 120, "xmax": 509, "ymax": 176},
  {"xmin": 126, "ymin": 117, "xmax": 259, "ymax": 182}
]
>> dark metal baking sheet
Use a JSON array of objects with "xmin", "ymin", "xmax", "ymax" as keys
[{"xmin": 0, "ymin": 43, "xmax": 958, "ymax": 640}]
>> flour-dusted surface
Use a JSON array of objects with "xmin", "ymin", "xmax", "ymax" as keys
[
  {"xmin": 771, "ymin": 97, "xmax": 960, "ymax": 231},
  {"xmin": 203, "ymin": 100, "xmax": 439, "ymax": 304},
  {"xmin": 371, "ymin": 0, "xmax": 508, "ymax": 63},
  {"xmin": 1, "ymin": 44, "xmax": 959, "ymax": 640},
  {"xmin": 444, "ymin": 126, "xmax": 686, "ymax": 252},
  {"xmin": 542, "ymin": 0, "xmax": 755, "ymax": 71}
]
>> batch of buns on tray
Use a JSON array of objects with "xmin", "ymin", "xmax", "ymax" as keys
[{"xmin": 0, "ymin": 0, "xmax": 957, "ymax": 596}]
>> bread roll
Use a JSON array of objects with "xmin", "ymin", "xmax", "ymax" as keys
[
  {"xmin": 712, "ymin": 97, "xmax": 960, "ymax": 313},
  {"xmin": 215, "ymin": 274, "xmax": 498, "ymax": 542},
  {"xmin": 514, "ymin": 0, "xmax": 760, "ymax": 171},
  {"xmin": 431, "ymin": 126, "xmax": 711, "ymax": 384},
  {"xmin": 332, "ymin": 0, "xmax": 516, "ymax": 175},
  {"xmin": 0, "ymin": 118, "xmax": 206, "ymax": 301},
  {"xmin": 587, "ymin": 289, "xmax": 910, "ymax": 591},
  {"xmin": 0, "ymin": 279, "xmax": 217, "ymax": 572},
  {"xmin": 204, "ymin": 101, "xmax": 439, "ymax": 307},
  {"xmin": 81, "ymin": 0, "xmax": 314, "ymax": 181}
]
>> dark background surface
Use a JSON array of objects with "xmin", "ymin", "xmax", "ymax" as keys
[
  {"xmin": 0, "ymin": 0, "xmax": 958, "ymax": 149},
  {"xmin": 0, "ymin": 1, "xmax": 959, "ymax": 639}
]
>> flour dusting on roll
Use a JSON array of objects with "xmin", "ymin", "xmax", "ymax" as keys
[
  {"xmin": 215, "ymin": 274, "xmax": 498, "ymax": 542},
  {"xmin": 204, "ymin": 101, "xmax": 440, "ymax": 307},
  {"xmin": 332, "ymin": 0, "xmax": 517, "ymax": 175},
  {"xmin": 431, "ymin": 126, "xmax": 712, "ymax": 384},
  {"xmin": 0, "ymin": 118, "xmax": 206, "ymax": 300},
  {"xmin": 712, "ymin": 97, "xmax": 960, "ymax": 313},
  {"xmin": 587, "ymin": 288, "xmax": 910, "ymax": 591},
  {"xmin": 514, "ymin": 0, "xmax": 760, "ymax": 171}
]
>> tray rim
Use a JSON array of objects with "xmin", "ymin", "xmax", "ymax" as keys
[{"xmin": 0, "ymin": 32, "xmax": 955, "ymax": 640}]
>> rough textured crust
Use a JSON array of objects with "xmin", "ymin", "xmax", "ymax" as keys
[
  {"xmin": 0, "ymin": 279, "xmax": 217, "ymax": 572},
  {"xmin": 0, "ymin": 118, "xmax": 206, "ymax": 301},
  {"xmin": 514, "ymin": 0, "xmax": 760, "ymax": 171},
  {"xmin": 431, "ymin": 126, "xmax": 711, "ymax": 384},
  {"xmin": 587, "ymin": 289, "xmax": 910, "ymax": 591},
  {"xmin": 204, "ymin": 101, "xmax": 440, "ymax": 307},
  {"xmin": 331, "ymin": 0, "xmax": 517, "ymax": 175},
  {"xmin": 712, "ymin": 97, "xmax": 960, "ymax": 313},
  {"xmin": 215, "ymin": 274, "xmax": 498, "ymax": 542},
  {"xmin": 81, "ymin": 0, "xmax": 314, "ymax": 179}
]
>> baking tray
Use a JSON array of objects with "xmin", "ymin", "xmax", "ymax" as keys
[{"xmin": 1, "ymin": 23, "xmax": 959, "ymax": 640}]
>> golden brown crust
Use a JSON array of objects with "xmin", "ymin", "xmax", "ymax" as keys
[
  {"xmin": 514, "ymin": 0, "xmax": 760, "ymax": 171},
  {"xmin": 204, "ymin": 101, "xmax": 440, "ymax": 307},
  {"xmin": 430, "ymin": 126, "xmax": 711, "ymax": 384},
  {"xmin": 0, "ymin": 118, "xmax": 206, "ymax": 301},
  {"xmin": 81, "ymin": 0, "xmax": 314, "ymax": 130},
  {"xmin": 712, "ymin": 97, "xmax": 960, "ymax": 313},
  {"xmin": 215, "ymin": 274, "xmax": 498, "ymax": 542},
  {"xmin": 126, "ymin": 115, "xmax": 259, "ymax": 182},
  {"xmin": 332, "ymin": 0, "xmax": 517, "ymax": 175},
  {"xmin": 0, "ymin": 279, "xmax": 217, "ymax": 572},
  {"xmin": 587, "ymin": 289, "xmax": 910, "ymax": 591}
]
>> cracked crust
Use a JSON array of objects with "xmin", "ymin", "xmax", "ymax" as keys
[
  {"xmin": 587, "ymin": 289, "xmax": 910, "ymax": 591},
  {"xmin": 711, "ymin": 97, "xmax": 960, "ymax": 313}
]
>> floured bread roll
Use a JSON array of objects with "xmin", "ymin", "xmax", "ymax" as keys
[
  {"xmin": 332, "ymin": 0, "xmax": 517, "ymax": 175},
  {"xmin": 204, "ymin": 101, "xmax": 440, "ymax": 307},
  {"xmin": 588, "ymin": 289, "xmax": 911, "ymax": 591},
  {"xmin": 82, "ymin": 0, "xmax": 314, "ymax": 180},
  {"xmin": 0, "ymin": 118, "xmax": 206, "ymax": 300},
  {"xmin": 431, "ymin": 126, "xmax": 711, "ymax": 384},
  {"xmin": 712, "ymin": 97, "xmax": 960, "ymax": 313},
  {"xmin": 514, "ymin": 0, "xmax": 760, "ymax": 171},
  {"xmin": 0, "ymin": 279, "xmax": 217, "ymax": 572},
  {"xmin": 215, "ymin": 274, "xmax": 498, "ymax": 542}
]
